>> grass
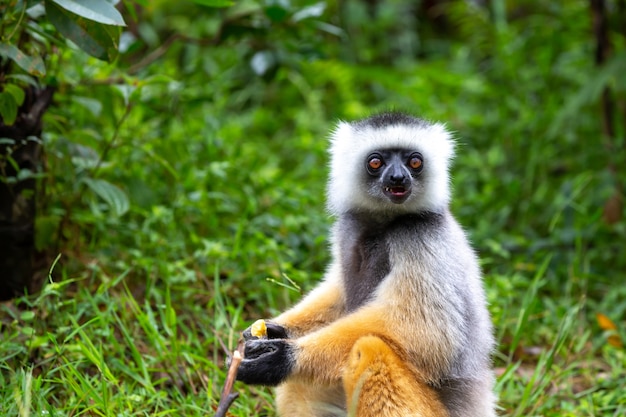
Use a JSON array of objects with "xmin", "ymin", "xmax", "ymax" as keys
[
  {"xmin": 2, "ymin": 229, "xmax": 624, "ymax": 416},
  {"xmin": 0, "ymin": 268, "xmax": 254, "ymax": 416}
]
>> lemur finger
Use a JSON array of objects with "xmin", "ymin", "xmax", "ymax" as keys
[
  {"xmin": 265, "ymin": 321, "xmax": 289, "ymax": 339},
  {"xmin": 243, "ymin": 320, "xmax": 289, "ymax": 341}
]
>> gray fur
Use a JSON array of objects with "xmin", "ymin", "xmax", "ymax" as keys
[{"xmin": 337, "ymin": 211, "xmax": 441, "ymax": 312}]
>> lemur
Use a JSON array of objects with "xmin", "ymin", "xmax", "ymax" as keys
[{"xmin": 235, "ymin": 112, "xmax": 496, "ymax": 417}]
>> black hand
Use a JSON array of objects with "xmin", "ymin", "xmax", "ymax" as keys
[
  {"xmin": 236, "ymin": 339, "xmax": 295, "ymax": 386},
  {"xmin": 242, "ymin": 321, "xmax": 289, "ymax": 341}
]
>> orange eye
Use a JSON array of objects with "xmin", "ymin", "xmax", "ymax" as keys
[
  {"xmin": 368, "ymin": 157, "xmax": 382, "ymax": 170},
  {"xmin": 409, "ymin": 154, "xmax": 422, "ymax": 170}
]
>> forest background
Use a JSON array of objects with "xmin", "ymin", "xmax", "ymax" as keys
[{"xmin": 1, "ymin": 0, "xmax": 625, "ymax": 416}]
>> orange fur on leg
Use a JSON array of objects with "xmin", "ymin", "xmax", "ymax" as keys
[
  {"xmin": 276, "ymin": 380, "xmax": 345, "ymax": 417},
  {"xmin": 344, "ymin": 336, "xmax": 449, "ymax": 417},
  {"xmin": 294, "ymin": 305, "xmax": 452, "ymax": 385},
  {"xmin": 294, "ymin": 306, "xmax": 396, "ymax": 384}
]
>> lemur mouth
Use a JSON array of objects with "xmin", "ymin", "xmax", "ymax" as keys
[
  {"xmin": 385, "ymin": 186, "xmax": 408, "ymax": 196},
  {"xmin": 383, "ymin": 186, "xmax": 411, "ymax": 203}
]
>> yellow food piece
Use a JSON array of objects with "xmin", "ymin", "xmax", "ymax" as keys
[{"xmin": 251, "ymin": 319, "xmax": 268, "ymax": 338}]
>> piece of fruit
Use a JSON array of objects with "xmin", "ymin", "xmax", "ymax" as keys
[{"xmin": 250, "ymin": 319, "xmax": 267, "ymax": 338}]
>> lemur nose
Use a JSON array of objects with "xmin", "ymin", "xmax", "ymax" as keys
[{"xmin": 389, "ymin": 169, "xmax": 406, "ymax": 183}]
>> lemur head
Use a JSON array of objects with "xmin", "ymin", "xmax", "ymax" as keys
[{"xmin": 327, "ymin": 112, "xmax": 455, "ymax": 215}]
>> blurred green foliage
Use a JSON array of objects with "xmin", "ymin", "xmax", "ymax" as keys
[{"xmin": 1, "ymin": 0, "xmax": 626, "ymax": 415}]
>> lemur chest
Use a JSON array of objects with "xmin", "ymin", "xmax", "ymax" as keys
[{"xmin": 341, "ymin": 232, "xmax": 391, "ymax": 312}]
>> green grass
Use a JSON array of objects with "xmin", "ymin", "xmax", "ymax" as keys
[
  {"xmin": 0, "ymin": 267, "xmax": 273, "ymax": 416},
  {"xmin": 1, "ymin": 220, "xmax": 624, "ymax": 416}
]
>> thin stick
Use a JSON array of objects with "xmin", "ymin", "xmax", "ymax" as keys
[{"xmin": 214, "ymin": 341, "xmax": 245, "ymax": 417}]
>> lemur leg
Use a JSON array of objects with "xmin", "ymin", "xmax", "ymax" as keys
[
  {"xmin": 276, "ymin": 380, "xmax": 345, "ymax": 417},
  {"xmin": 343, "ymin": 336, "xmax": 449, "ymax": 417},
  {"xmin": 292, "ymin": 305, "xmax": 453, "ymax": 385}
]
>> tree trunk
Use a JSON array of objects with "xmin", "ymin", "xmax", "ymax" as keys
[{"xmin": 0, "ymin": 85, "xmax": 54, "ymax": 301}]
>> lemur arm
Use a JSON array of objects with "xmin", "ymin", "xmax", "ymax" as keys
[
  {"xmin": 237, "ymin": 305, "xmax": 388, "ymax": 386},
  {"xmin": 272, "ymin": 262, "xmax": 346, "ymax": 338},
  {"xmin": 237, "ymin": 302, "xmax": 457, "ymax": 387},
  {"xmin": 290, "ymin": 305, "xmax": 399, "ymax": 383}
]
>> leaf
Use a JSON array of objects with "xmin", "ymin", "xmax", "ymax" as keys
[
  {"xmin": 596, "ymin": 313, "xmax": 623, "ymax": 348},
  {"xmin": 72, "ymin": 96, "xmax": 103, "ymax": 117},
  {"xmin": 83, "ymin": 178, "xmax": 130, "ymax": 217},
  {"xmin": 292, "ymin": 2, "xmax": 326, "ymax": 22},
  {"xmin": 192, "ymin": 0, "xmax": 234, "ymax": 7},
  {"xmin": 4, "ymin": 84, "xmax": 26, "ymax": 106},
  {"xmin": 265, "ymin": 4, "xmax": 289, "ymax": 23},
  {"xmin": 0, "ymin": 44, "xmax": 46, "ymax": 76},
  {"xmin": 45, "ymin": 0, "xmax": 121, "ymax": 61},
  {"xmin": 50, "ymin": 0, "xmax": 126, "ymax": 26},
  {"xmin": 597, "ymin": 312, "xmax": 618, "ymax": 331},
  {"xmin": 250, "ymin": 51, "xmax": 276, "ymax": 76},
  {"xmin": 20, "ymin": 311, "xmax": 36, "ymax": 321},
  {"xmin": 0, "ymin": 91, "xmax": 19, "ymax": 125},
  {"xmin": 113, "ymin": 84, "xmax": 136, "ymax": 107},
  {"xmin": 7, "ymin": 74, "xmax": 40, "ymax": 87}
]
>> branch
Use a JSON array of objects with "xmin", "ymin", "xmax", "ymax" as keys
[
  {"xmin": 126, "ymin": 7, "xmax": 258, "ymax": 75},
  {"xmin": 89, "ymin": 101, "xmax": 133, "ymax": 178},
  {"xmin": 590, "ymin": 0, "xmax": 615, "ymax": 142},
  {"xmin": 127, "ymin": 33, "xmax": 186, "ymax": 75},
  {"xmin": 214, "ymin": 341, "xmax": 245, "ymax": 417}
]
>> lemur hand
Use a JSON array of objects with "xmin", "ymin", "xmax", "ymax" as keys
[
  {"xmin": 242, "ymin": 320, "xmax": 289, "ymax": 341},
  {"xmin": 236, "ymin": 338, "xmax": 295, "ymax": 385}
]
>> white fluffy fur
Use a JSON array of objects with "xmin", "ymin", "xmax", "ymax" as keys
[{"xmin": 327, "ymin": 119, "xmax": 455, "ymax": 215}]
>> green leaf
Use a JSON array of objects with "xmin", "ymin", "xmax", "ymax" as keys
[
  {"xmin": 265, "ymin": 4, "xmax": 289, "ymax": 22},
  {"xmin": 7, "ymin": 74, "xmax": 40, "ymax": 87},
  {"xmin": 50, "ymin": 0, "xmax": 126, "ymax": 26},
  {"xmin": 0, "ymin": 92, "xmax": 19, "ymax": 125},
  {"xmin": 72, "ymin": 96, "xmax": 103, "ymax": 117},
  {"xmin": 250, "ymin": 50, "xmax": 276, "ymax": 76},
  {"xmin": 192, "ymin": 0, "xmax": 234, "ymax": 7},
  {"xmin": 113, "ymin": 84, "xmax": 136, "ymax": 107},
  {"xmin": 0, "ymin": 44, "xmax": 46, "ymax": 76},
  {"xmin": 20, "ymin": 311, "xmax": 36, "ymax": 321},
  {"xmin": 45, "ymin": 0, "xmax": 121, "ymax": 61},
  {"xmin": 4, "ymin": 84, "xmax": 26, "ymax": 107},
  {"xmin": 292, "ymin": 2, "xmax": 326, "ymax": 22},
  {"xmin": 83, "ymin": 178, "xmax": 130, "ymax": 217}
]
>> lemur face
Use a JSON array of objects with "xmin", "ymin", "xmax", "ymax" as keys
[
  {"xmin": 364, "ymin": 149, "xmax": 424, "ymax": 205},
  {"xmin": 328, "ymin": 112, "xmax": 455, "ymax": 215}
]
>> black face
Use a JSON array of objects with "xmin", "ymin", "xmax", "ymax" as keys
[{"xmin": 365, "ymin": 149, "xmax": 423, "ymax": 204}]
